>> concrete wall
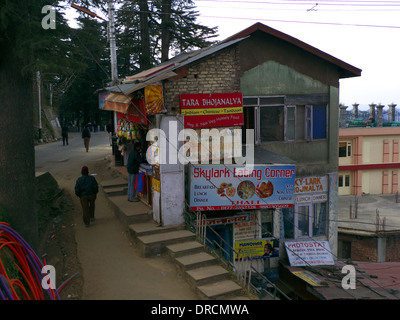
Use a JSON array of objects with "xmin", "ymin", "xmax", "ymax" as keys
[
  {"xmin": 339, "ymin": 233, "xmax": 400, "ymax": 262},
  {"xmin": 159, "ymin": 115, "xmax": 185, "ymax": 226}
]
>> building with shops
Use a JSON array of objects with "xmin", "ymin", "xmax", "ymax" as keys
[{"xmin": 102, "ymin": 22, "xmax": 361, "ymax": 298}]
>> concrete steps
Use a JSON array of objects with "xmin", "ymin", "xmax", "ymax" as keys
[
  {"xmin": 102, "ymin": 164, "xmax": 255, "ymax": 300},
  {"xmin": 166, "ymin": 241, "xmax": 204, "ymax": 258},
  {"xmin": 101, "ymin": 179, "xmax": 128, "ymax": 196},
  {"xmin": 175, "ymin": 252, "xmax": 218, "ymax": 271},
  {"xmin": 107, "ymin": 195, "xmax": 152, "ymax": 225},
  {"xmin": 135, "ymin": 229, "xmax": 196, "ymax": 257},
  {"xmin": 186, "ymin": 265, "xmax": 230, "ymax": 287},
  {"xmin": 128, "ymin": 220, "xmax": 195, "ymax": 257},
  {"xmin": 197, "ymin": 280, "xmax": 243, "ymax": 300},
  {"xmin": 127, "ymin": 220, "xmax": 252, "ymax": 300},
  {"xmin": 129, "ymin": 221, "xmax": 184, "ymax": 239}
]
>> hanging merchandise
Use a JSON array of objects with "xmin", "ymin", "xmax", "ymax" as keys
[{"xmin": 116, "ymin": 117, "xmax": 142, "ymax": 144}]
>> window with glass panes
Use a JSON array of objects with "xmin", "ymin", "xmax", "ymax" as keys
[
  {"xmin": 282, "ymin": 201, "xmax": 327, "ymax": 240},
  {"xmin": 243, "ymin": 96, "xmax": 328, "ymax": 144}
]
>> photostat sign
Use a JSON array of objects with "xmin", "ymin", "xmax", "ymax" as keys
[{"xmin": 285, "ymin": 241, "xmax": 334, "ymax": 267}]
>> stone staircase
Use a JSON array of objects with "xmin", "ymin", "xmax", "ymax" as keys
[
  {"xmin": 129, "ymin": 220, "xmax": 251, "ymax": 300},
  {"xmin": 101, "ymin": 179, "xmax": 254, "ymax": 300}
]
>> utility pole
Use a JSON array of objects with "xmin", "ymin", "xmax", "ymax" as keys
[
  {"xmin": 107, "ymin": 0, "xmax": 118, "ymax": 85},
  {"xmin": 71, "ymin": 1, "xmax": 119, "ymax": 129},
  {"xmin": 106, "ymin": 0, "xmax": 119, "ymax": 130},
  {"xmin": 71, "ymin": 2, "xmax": 118, "ymax": 85}
]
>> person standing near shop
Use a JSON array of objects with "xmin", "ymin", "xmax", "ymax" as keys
[
  {"xmin": 82, "ymin": 125, "xmax": 91, "ymax": 152},
  {"xmin": 127, "ymin": 142, "xmax": 142, "ymax": 202},
  {"xmin": 75, "ymin": 166, "xmax": 98, "ymax": 227},
  {"xmin": 106, "ymin": 119, "xmax": 113, "ymax": 146}
]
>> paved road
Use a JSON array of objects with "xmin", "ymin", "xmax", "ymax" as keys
[{"xmin": 35, "ymin": 131, "xmax": 198, "ymax": 300}]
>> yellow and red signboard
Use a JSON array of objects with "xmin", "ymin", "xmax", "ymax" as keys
[
  {"xmin": 180, "ymin": 93, "xmax": 244, "ymax": 129},
  {"xmin": 145, "ymin": 85, "xmax": 165, "ymax": 115}
]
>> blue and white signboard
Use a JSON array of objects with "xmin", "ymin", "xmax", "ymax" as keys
[{"xmin": 189, "ymin": 164, "xmax": 296, "ymax": 211}]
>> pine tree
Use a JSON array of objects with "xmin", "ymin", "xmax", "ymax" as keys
[
  {"xmin": 0, "ymin": 0, "xmax": 51, "ymax": 249},
  {"xmin": 115, "ymin": 0, "xmax": 218, "ymax": 73},
  {"xmin": 58, "ymin": 16, "xmax": 111, "ymax": 126},
  {"xmin": 0, "ymin": 1, "xmax": 92, "ymax": 248}
]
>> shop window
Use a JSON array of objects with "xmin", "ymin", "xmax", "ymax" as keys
[
  {"xmin": 242, "ymin": 96, "xmax": 327, "ymax": 144},
  {"xmin": 313, "ymin": 202, "xmax": 327, "ymax": 237},
  {"xmin": 260, "ymin": 106, "xmax": 284, "ymax": 142},
  {"xmin": 297, "ymin": 205, "xmax": 310, "ymax": 237},
  {"xmin": 345, "ymin": 175, "xmax": 350, "ymax": 187},
  {"xmin": 339, "ymin": 141, "xmax": 352, "ymax": 158},
  {"xmin": 282, "ymin": 207, "xmax": 295, "ymax": 239},
  {"xmin": 282, "ymin": 202, "xmax": 328, "ymax": 240},
  {"xmin": 338, "ymin": 174, "xmax": 350, "ymax": 188},
  {"xmin": 260, "ymin": 209, "xmax": 274, "ymax": 238},
  {"xmin": 287, "ymin": 105, "xmax": 307, "ymax": 141},
  {"xmin": 312, "ymin": 105, "xmax": 327, "ymax": 140},
  {"xmin": 338, "ymin": 175, "xmax": 343, "ymax": 187}
]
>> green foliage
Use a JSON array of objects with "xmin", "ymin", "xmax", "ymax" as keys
[
  {"xmin": 116, "ymin": 0, "xmax": 219, "ymax": 73},
  {"xmin": 58, "ymin": 16, "xmax": 110, "ymax": 125}
]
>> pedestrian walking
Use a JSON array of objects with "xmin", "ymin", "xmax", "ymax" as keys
[
  {"xmin": 82, "ymin": 125, "xmax": 91, "ymax": 152},
  {"xmin": 127, "ymin": 142, "xmax": 142, "ymax": 202},
  {"xmin": 61, "ymin": 123, "xmax": 69, "ymax": 146},
  {"xmin": 75, "ymin": 166, "xmax": 98, "ymax": 227},
  {"xmin": 106, "ymin": 119, "xmax": 113, "ymax": 146}
]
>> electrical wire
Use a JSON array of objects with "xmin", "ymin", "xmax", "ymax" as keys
[
  {"xmin": 0, "ymin": 222, "xmax": 62, "ymax": 300},
  {"xmin": 199, "ymin": 14, "xmax": 400, "ymax": 29}
]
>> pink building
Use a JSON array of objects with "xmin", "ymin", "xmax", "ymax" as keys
[{"xmin": 338, "ymin": 105, "xmax": 400, "ymax": 196}]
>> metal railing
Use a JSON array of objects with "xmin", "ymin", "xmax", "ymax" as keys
[{"xmin": 191, "ymin": 211, "xmax": 291, "ymax": 300}]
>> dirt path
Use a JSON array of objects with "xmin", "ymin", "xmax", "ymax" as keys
[{"xmin": 38, "ymin": 133, "xmax": 198, "ymax": 300}]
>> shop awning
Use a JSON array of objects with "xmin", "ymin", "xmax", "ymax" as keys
[
  {"xmin": 104, "ymin": 92, "xmax": 132, "ymax": 113},
  {"xmin": 104, "ymin": 92, "xmax": 147, "ymax": 124}
]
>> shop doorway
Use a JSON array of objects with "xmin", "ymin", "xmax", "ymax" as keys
[{"xmin": 206, "ymin": 224, "xmax": 233, "ymax": 262}]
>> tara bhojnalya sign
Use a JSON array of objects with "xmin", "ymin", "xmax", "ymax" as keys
[{"xmin": 180, "ymin": 93, "xmax": 244, "ymax": 129}]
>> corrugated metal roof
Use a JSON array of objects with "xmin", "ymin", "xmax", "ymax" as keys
[
  {"xmin": 281, "ymin": 260, "xmax": 400, "ymax": 299},
  {"xmin": 106, "ymin": 37, "xmax": 247, "ymax": 94}
]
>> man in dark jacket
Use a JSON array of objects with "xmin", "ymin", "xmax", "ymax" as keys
[
  {"xmin": 82, "ymin": 125, "xmax": 91, "ymax": 152},
  {"xmin": 75, "ymin": 166, "xmax": 98, "ymax": 227},
  {"xmin": 61, "ymin": 124, "xmax": 69, "ymax": 146},
  {"xmin": 127, "ymin": 142, "xmax": 142, "ymax": 202}
]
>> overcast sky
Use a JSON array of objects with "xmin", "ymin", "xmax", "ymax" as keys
[{"xmin": 64, "ymin": 0, "xmax": 400, "ymax": 110}]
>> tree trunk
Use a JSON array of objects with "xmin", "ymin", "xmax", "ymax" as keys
[
  {"xmin": 139, "ymin": 0, "xmax": 151, "ymax": 70},
  {"xmin": 161, "ymin": 0, "xmax": 172, "ymax": 62},
  {"xmin": 0, "ymin": 45, "xmax": 38, "ymax": 250}
]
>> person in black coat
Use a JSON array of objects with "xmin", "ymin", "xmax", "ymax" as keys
[
  {"xmin": 82, "ymin": 125, "xmax": 91, "ymax": 152},
  {"xmin": 75, "ymin": 166, "xmax": 98, "ymax": 227},
  {"xmin": 61, "ymin": 124, "xmax": 69, "ymax": 146},
  {"xmin": 126, "ymin": 142, "xmax": 142, "ymax": 202}
]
